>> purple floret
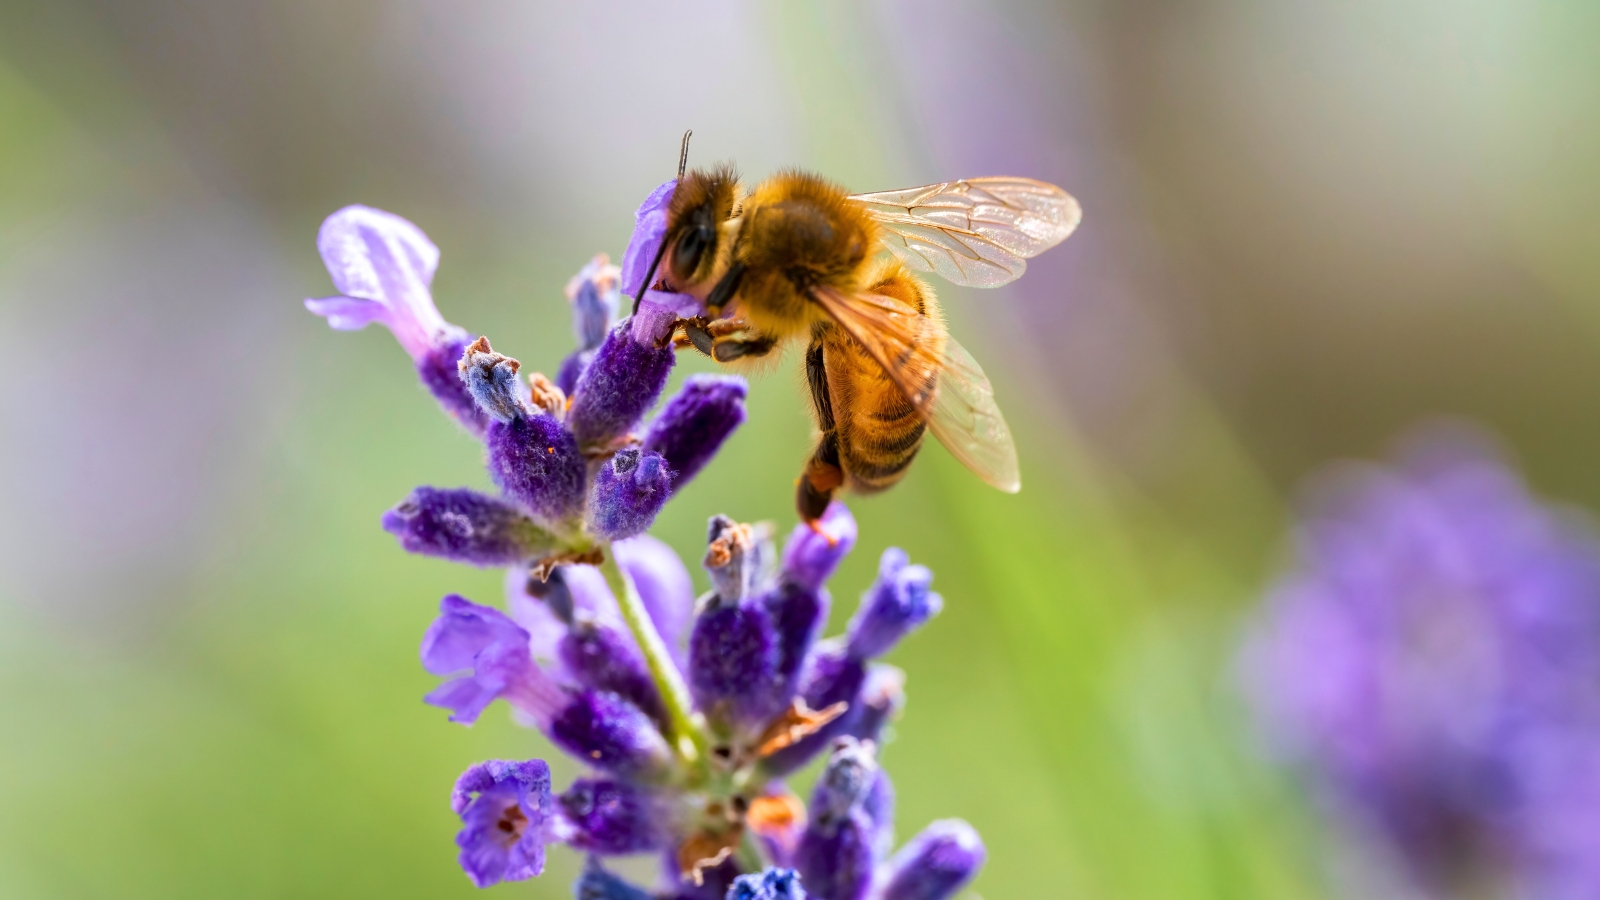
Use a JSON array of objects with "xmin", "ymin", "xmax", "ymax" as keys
[
  {"xmin": 878, "ymin": 820, "xmax": 986, "ymax": 900},
  {"xmin": 416, "ymin": 333, "xmax": 489, "ymax": 436},
  {"xmin": 781, "ymin": 502, "xmax": 857, "ymax": 592},
  {"xmin": 451, "ymin": 758, "xmax": 553, "ymax": 889},
  {"xmin": 588, "ymin": 448, "xmax": 675, "ymax": 541},
  {"xmin": 420, "ymin": 595, "xmax": 565, "ymax": 726},
  {"xmin": 559, "ymin": 620, "xmax": 666, "ymax": 728},
  {"xmin": 619, "ymin": 179, "xmax": 675, "ymax": 303},
  {"xmin": 382, "ymin": 486, "xmax": 550, "ymax": 567},
  {"xmin": 566, "ymin": 322, "xmax": 676, "ymax": 450},
  {"xmin": 558, "ymin": 778, "xmax": 667, "ymax": 855},
  {"xmin": 548, "ymin": 689, "xmax": 672, "ymax": 778},
  {"xmin": 644, "ymin": 374, "xmax": 748, "ymax": 486},
  {"xmin": 689, "ymin": 600, "xmax": 781, "ymax": 732},
  {"xmin": 485, "ymin": 413, "xmax": 587, "ymax": 527}
]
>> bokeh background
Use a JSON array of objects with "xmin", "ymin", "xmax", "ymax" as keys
[{"xmin": 2, "ymin": 1, "xmax": 1598, "ymax": 897}]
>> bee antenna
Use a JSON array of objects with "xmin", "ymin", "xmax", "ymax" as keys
[{"xmin": 631, "ymin": 131, "xmax": 693, "ymax": 316}]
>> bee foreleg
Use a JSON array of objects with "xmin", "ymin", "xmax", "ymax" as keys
[{"xmin": 701, "ymin": 317, "xmax": 776, "ymax": 362}]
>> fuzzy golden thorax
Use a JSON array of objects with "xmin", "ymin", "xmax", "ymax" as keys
[
  {"xmin": 726, "ymin": 170, "xmax": 879, "ymax": 340},
  {"xmin": 665, "ymin": 164, "xmax": 742, "ymax": 291}
]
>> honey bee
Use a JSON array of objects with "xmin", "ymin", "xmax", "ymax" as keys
[{"xmin": 637, "ymin": 147, "xmax": 1080, "ymax": 521}]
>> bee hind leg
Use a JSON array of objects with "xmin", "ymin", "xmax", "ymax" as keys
[{"xmin": 796, "ymin": 337, "xmax": 842, "ymax": 530}]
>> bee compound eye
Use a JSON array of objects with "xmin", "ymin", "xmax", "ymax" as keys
[{"xmin": 672, "ymin": 227, "xmax": 709, "ymax": 281}]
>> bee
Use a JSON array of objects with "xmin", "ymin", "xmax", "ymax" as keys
[{"xmin": 639, "ymin": 152, "xmax": 1080, "ymax": 522}]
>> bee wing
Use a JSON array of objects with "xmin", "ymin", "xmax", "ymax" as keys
[
  {"xmin": 810, "ymin": 285, "xmax": 1021, "ymax": 493},
  {"xmin": 848, "ymin": 177, "xmax": 1081, "ymax": 289}
]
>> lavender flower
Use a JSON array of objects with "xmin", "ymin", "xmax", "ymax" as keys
[
  {"xmin": 451, "ymin": 759, "xmax": 554, "ymax": 888},
  {"xmin": 1240, "ymin": 427, "xmax": 1600, "ymax": 898},
  {"xmin": 305, "ymin": 193, "xmax": 986, "ymax": 898},
  {"xmin": 305, "ymin": 205, "xmax": 486, "ymax": 434}
]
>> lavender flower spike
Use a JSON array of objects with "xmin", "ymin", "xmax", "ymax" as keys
[
  {"xmin": 452, "ymin": 759, "xmax": 554, "ymax": 888},
  {"xmin": 1239, "ymin": 427, "xmax": 1600, "ymax": 895},
  {"xmin": 644, "ymin": 375, "xmax": 749, "ymax": 487},
  {"xmin": 879, "ymin": 820, "xmax": 986, "ymax": 900},
  {"xmin": 728, "ymin": 868, "xmax": 808, "ymax": 900},
  {"xmin": 588, "ymin": 448, "xmax": 674, "ymax": 541},
  {"xmin": 382, "ymin": 486, "xmax": 555, "ymax": 567}
]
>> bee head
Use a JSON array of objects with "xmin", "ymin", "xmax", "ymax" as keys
[{"xmin": 666, "ymin": 164, "xmax": 740, "ymax": 290}]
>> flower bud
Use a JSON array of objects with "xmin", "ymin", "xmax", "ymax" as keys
[
  {"xmin": 382, "ymin": 486, "xmax": 554, "ymax": 566},
  {"xmin": 559, "ymin": 619, "xmax": 666, "ymax": 728},
  {"xmin": 728, "ymin": 868, "xmax": 808, "ymax": 900},
  {"xmin": 644, "ymin": 375, "xmax": 748, "ymax": 486},
  {"xmin": 567, "ymin": 322, "xmax": 675, "ymax": 450},
  {"xmin": 558, "ymin": 778, "xmax": 668, "ymax": 855},
  {"xmin": 575, "ymin": 859, "xmax": 656, "ymax": 900},
  {"xmin": 588, "ymin": 449, "xmax": 674, "ymax": 541},
  {"xmin": 567, "ymin": 254, "xmax": 623, "ymax": 352},
  {"xmin": 846, "ymin": 549, "xmax": 942, "ymax": 660},
  {"xmin": 485, "ymin": 412, "xmax": 586, "ymax": 527},
  {"xmin": 548, "ymin": 689, "xmax": 673, "ymax": 778},
  {"xmin": 781, "ymin": 502, "xmax": 857, "ymax": 592},
  {"xmin": 879, "ymin": 820, "xmax": 985, "ymax": 900},
  {"xmin": 459, "ymin": 336, "xmax": 530, "ymax": 422},
  {"xmin": 795, "ymin": 739, "xmax": 880, "ymax": 900}
]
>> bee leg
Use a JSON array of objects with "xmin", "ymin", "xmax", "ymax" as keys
[
  {"xmin": 796, "ymin": 338, "xmax": 843, "ymax": 526},
  {"xmin": 681, "ymin": 318, "xmax": 717, "ymax": 357},
  {"xmin": 711, "ymin": 334, "xmax": 777, "ymax": 362}
]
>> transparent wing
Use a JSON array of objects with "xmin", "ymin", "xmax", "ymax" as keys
[
  {"xmin": 810, "ymin": 285, "xmax": 1021, "ymax": 492},
  {"xmin": 849, "ymin": 177, "xmax": 1081, "ymax": 289}
]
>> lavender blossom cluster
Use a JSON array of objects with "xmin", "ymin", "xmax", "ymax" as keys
[
  {"xmin": 304, "ymin": 196, "xmax": 985, "ymax": 900},
  {"xmin": 1241, "ymin": 431, "xmax": 1600, "ymax": 899}
]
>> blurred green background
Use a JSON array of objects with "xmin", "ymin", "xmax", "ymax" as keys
[{"xmin": 2, "ymin": 1, "xmax": 1598, "ymax": 897}]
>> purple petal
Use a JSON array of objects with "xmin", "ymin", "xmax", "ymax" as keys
[
  {"xmin": 452, "ymin": 760, "xmax": 552, "ymax": 888},
  {"xmin": 315, "ymin": 205, "xmax": 447, "ymax": 360},
  {"xmin": 420, "ymin": 594, "xmax": 529, "ymax": 675},
  {"xmin": 619, "ymin": 180, "xmax": 676, "ymax": 300},
  {"xmin": 303, "ymin": 295, "xmax": 389, "ymax": 331},
  {"xmin": 631, "ymin": 290, "xmax": 703, "ymax": 345}
]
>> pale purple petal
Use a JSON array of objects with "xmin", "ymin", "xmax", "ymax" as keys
[
  {"xmin": 303, "ymin": 295, "xmax": 390, "ymax": 331},
  {"xmin": 420, "ymin": 594, "xmax": 528, "ymax": 676},
  {"xmin": 314, "ymin": 205, "xmax": 449, "ymax": 360}
]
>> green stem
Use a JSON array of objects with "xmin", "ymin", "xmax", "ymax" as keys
[{"xmin": 599, "ymin": 548, "xmax": 707, "ymax": 769}]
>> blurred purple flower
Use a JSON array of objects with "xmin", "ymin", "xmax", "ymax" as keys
[{"xmin": 1241, "ymin": 426, "xmax": 1600, "ymax": 897}]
